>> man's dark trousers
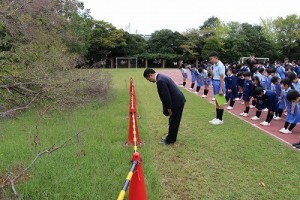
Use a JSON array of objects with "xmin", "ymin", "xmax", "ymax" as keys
[{"xmin": 166, "ymin": 103, "xmax": 185, "ymax": 144}]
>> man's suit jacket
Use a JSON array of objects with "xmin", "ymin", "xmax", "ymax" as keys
[{"xmin": 156, "ymin": 73, "xmax": 186, "ymax": 116}]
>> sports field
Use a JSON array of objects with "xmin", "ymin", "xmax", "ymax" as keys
[{"xmin": 0, "ymin": 69, "xmax": 299, "ymax": 199}]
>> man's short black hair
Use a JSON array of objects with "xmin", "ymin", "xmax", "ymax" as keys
[
  {"xmin": 143, "ymin": 68, "xmax": 156, "ymax": 78},
  {"xmin": 208, "ymin": 51, "xmax": 219, "ymax": 58}
]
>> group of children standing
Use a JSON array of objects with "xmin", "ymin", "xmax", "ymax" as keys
[{"xmin": 179, "ymin": 60, "xmax": 300, "ymax": 143}]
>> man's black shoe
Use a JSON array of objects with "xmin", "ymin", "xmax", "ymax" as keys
[
  {"xmin": 159, "ymin": 139, "xmax": 174, "ymax": 145},
  {"xmin": 161, "ymin": 134, "xmax": 168, "ymax": 141}
]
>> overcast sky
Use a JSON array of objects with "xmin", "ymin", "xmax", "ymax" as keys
[{"xmin": 80, "ymin": 0, "xmax": 299, "ymax": 35}]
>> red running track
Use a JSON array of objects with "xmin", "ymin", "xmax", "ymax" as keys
[{"xmin": 159, "ymin": 69, "xmax": 300, "ymax": 149}]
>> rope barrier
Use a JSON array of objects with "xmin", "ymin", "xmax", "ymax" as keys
[
  {"xmin": 117, "ymin": 78, "xmax": 147, "ymax": 200},
  {"xmin": 132, "ymin": 113, "xmax": 138, "ymax": 152},
  {"xmin": 117, "ymin": 161, "xmax": 138, "ymax": 200}
]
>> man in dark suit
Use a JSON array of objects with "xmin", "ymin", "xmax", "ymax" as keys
[{"xmin": 143, "ymin": 68, "xmax": 186, "ymax": 145}]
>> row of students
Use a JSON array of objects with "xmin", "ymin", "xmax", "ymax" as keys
[
  {"xmin": 180, "ymin": 64, "xmax": 300, "ymax": 134},
  {"xmin": 179, "ymin": 64, "xmax": 211, "ymax": 97},
  {"xmin": 225, "ymin": 69, "xmax": 300, "ymax": 134}
]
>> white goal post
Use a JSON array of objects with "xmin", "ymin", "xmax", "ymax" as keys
[
  {"xmin": 238, "ymin": 57, "xmax": 269, "ymax": 64},
  {"xmin": 115, "ymin": 57, "xmax": 138, "ymax": 68}
]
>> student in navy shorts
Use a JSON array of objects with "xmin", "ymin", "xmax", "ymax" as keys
[
  {"xmin": 224, "ymin": 68, "xmax": 238, "ymax": 110},
  {"xmin": 240, "ymin": 71, "xmax": 253, "ymax": 117}
]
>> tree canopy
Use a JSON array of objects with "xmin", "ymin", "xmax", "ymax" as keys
[{"xmin": 0, "ymin": 0, "xmax": 300, "ymax": 116}]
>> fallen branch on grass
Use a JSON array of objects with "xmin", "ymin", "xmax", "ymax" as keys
[
  {"xmin": 0, "ymin": 131, "xmax": 83, "ymax": 197},
  {"xmin": 0, "ymin": 92, "xmax": 40, "ymax": 117}
]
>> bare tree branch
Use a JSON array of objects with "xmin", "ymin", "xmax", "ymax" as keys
[
  {"xmin": 0, "ymin": 92, "xmax": 40, "ymax": 117},
  {"xmin": 0, "ymin": 131, "xmax": 83, "ymax": 197}
]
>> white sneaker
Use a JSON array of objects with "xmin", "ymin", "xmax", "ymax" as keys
[
  {"xmin": 273, "ymin": 116, "xmax": 282, "ymax": 120},
  {"xmin": 209, "ymin": 118, "xmax": 218, "ymax": 124},
  {"xmin": 279, "ymin": 128, "xmax": 286, "ymax": 133},
  {"xmin": 242, "ymin": 113, "xmax": 249, "ymax": 117},
  {"xmin": 260, "ymin": 121, "xmax": 270, "ymax": 126},
  {"xmin": 281, "ymin": 129, "xmax": 292, "ymax": 134},
  {"xmin": 194, "ymin": 91, "xmax": 198, "ymax": 94},
  {"xmin": 262, "ymin": 108, "xmax": 268, "ymax": 112},
  {"xmin": 240, "ymin": 112, "xmax": 245, "ymax": 116},
  {"xmin": 226, "ymin": 106, "xmax": 233, "ymax": 110},
  {"xmin": 189, "ymin": 87, "xmax": 193, "ymax": 90},
  {"xmin": 201, "ymin": 95, "xmax": 207, "ymax": 98},
  {"xmin": 234, "ymin": 98, "xmax": 240, "ymax": 101},
  {"xmin": 211, "ymin": 98, "xmax": 215, "ymax": 101},
  {"xmin": 249, "ymin": 105, "xmax": 255, "ymax": 108},
  {"xmin": 251, "ymin": 116, "xmax": 260, "ymax": 120},
  {"xmin": 211, "ymin": 119, "xmax": 223, "ymax": 125}
]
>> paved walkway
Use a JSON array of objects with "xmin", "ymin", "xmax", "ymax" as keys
[{"xmin": 159, "ymin": 69, "xmax": 300, "ymax": 149}]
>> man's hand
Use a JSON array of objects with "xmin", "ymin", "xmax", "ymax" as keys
[
  {"xmin": 219, "ymin": 90, "xmax": 224, "ymax": 96},
  {"xmin": 167, "ymin": 109, "xmax": 173, "ymax": 116}
]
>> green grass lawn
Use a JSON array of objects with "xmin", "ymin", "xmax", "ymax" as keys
[{"xmin": 0, "ymin": 68, "xmax": 299, "ymax": 199}]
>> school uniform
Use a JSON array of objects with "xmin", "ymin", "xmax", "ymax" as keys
[
  {"xmin": 239, "ymin": 66, "xmax": 250, "ymax": 73},
  {"xmin": 276, "ymin": 65, "xmax": 286, "ymax": 79},
  {"xmin": 225, "ymin": 75, "xmax": 238, "ymax": 99},
  {"xmin": 260, "ymin": 75, "xmax": 268, "ymax": 90},
  {"xmin": 292, "ymin": 81, "xmax": 300, "ymax": 93},
  {"xmin": 276, "ymin": 87, "xmax": 291, "ymax": 116},
  {"xmin": 285, "ymin": 101, "xmax": 300, "ymax": 124},
  {"xmin": 294, "ymin": 65, "xmax": 300, "ymax": 75},
  {"xmin": 196, "ymin": 69, "xmax": 207, "ymax": 87},
  {"xmin": 253, "ymin": 72, "xmax": 262, "ymax": 80},
  {"xmin": 180, "ymin": 68, "xmax": 188, "ymax": 79},
  {"xmin": 209, "ymin": 60, "xmax": 226, "ymax": 125},
  {"xmin": 260, "ymin": 90, "xmax": 278, "ymax": 112},
  {"xmin": 212, "ymin": 61, "xmax": 226, "ymax": 95},
  {"xmin": 237, "ymin": 78, "xmax": 244, "ymax": 89},
  {"xmin": 266, "ymin": 75, "xmax": 272, "ymax": 90},
  {"xmin": 242, "ymin": 79, "xmax": 253, "ymax": 102},
  {"xmin": 188, "ymin": 66, "xmax": 197, "ymax": 83},
  {"xmin": 283, "ymin": 87, "xmax": 292, "ymax": 107}
]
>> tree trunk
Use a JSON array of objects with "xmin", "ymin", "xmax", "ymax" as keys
[
  {"xmin": 162, "ymin": 59, "xmax": 165, "ymax": 68},
  {"xmin": 110, "ymin": 58, "xmax": 114, "ymax": 68}
]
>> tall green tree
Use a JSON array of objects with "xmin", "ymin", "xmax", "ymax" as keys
[
  {"xmin": 60, "ymin": 1, "xmax": 95, "ymax": 55},
  {"xmin": 86, "ymin": 20, "xmax": 125, "ymax": 64},
  {"xmin": 111, "ymin": 32, "xmax": 147, "ymax": 57},
  {"xmin": 0, "ymin": 0, "xmax": 111, "ymax": 113},
  {"xmin": 181, "ymin": 28, "xmax": 203, "ymax": 59},
  {"xmin": 274, "ymin": 14, "xmax": 300, "ymax": 59},
  {"xmin": 147, "ymin": 29, "xmax": 186, "ymax": 54},
  {"xmin": 200, "ymin": 17, "xmax": 228, "ymax": 59}
]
